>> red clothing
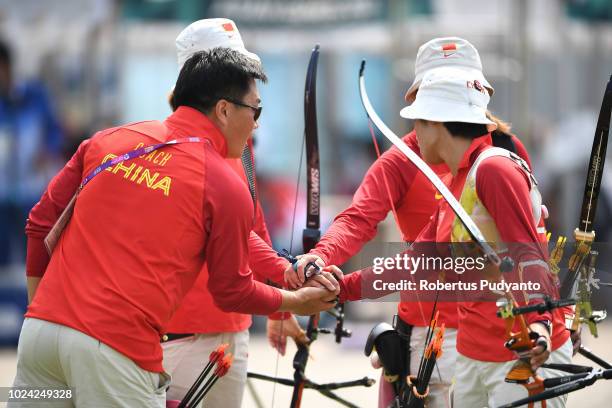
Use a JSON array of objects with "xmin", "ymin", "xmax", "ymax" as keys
[
  {"xmin": 314, "ymin": 131, "xmax": 530, "ymax": 328},
  {"xmin": 340, "ymin": 134, "xmax": 568, "ymax": 361},
  {"xmin": 25, "ymin": 107, "xmax": 282, "ymax": 372},
  {"xmin": 312, "ymin": 131, "xmax": 454, "ymax": 327},
  {"xmin": 165, "ymin": 141, "xmax": 288, "ymax": 334}
]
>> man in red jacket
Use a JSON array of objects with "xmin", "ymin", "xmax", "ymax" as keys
[
  {"xmin": 163, "ymin": 18, "xmax": 307, "ymax": 408},
  {"xmin": 11, "ymin": 48, "xmax": 338, "ymax": 407}
]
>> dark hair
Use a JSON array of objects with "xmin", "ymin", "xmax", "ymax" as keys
[
  {"xmin": 0, "ymin": 39, "xmax": 12, "ymax": 67},
  {"xmin": 442, "ymin": 122, "xmax": 488, "ymax": 139},
  {"xmin": 171, "ymin": 47, "xmax": 267, "ymax": 112}
]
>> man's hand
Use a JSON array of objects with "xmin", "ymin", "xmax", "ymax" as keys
[
  {"xmin": 570, "ymin": 327, "xmax": 582, "ymax": 356},
  {"xmin": 529, "ymin": 322, "xmax": 552, "ymax": 371},
  {"xmin": 285, "ymin": 254, "xmax": 326, "ymax": 289},
  {"xmin": 280, "ymin": 286, "xmax": 338, "ymax": 316},
  {"xmin": 267, "ymin": 315, "xmax": 308, "ymax": 356}
]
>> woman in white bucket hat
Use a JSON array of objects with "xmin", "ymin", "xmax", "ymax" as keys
[
  {"xmin": 292, "ymin": 37, "xmax": 571, "ymax": 408},
  {"xmin": 290, "ymin": 37, "xmax": 536, "ymax": 408},
  {"xmin": 405, "ymin": 37, "xmax": 523, "ymax": 152},
  {"xmin": 400, "ymin": 66, "xmax": 572, "ymax": 408}
]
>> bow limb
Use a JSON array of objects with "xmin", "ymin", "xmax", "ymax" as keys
[
  {"xmin": 363, "ymin": 92, "xmax": 440, "ymax": 370},
  {"xmin": 359, "ymin": 61, "xmax": 449, "ymax": 407},
  {"xmin": 289, "ymin": 44, "xmax": 321, "ymax": 408},
  {"xmin": 290, "ymin": 43, "xmax": 355, "ymax": 408}
]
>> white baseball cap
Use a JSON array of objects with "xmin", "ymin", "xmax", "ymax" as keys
[
  {"xmin": 404, "ymin": 37, "xmax": 493, "ymax": 102},
  {"xmin": 175, "ymin": 18, "xmax": 260, "ymax": 71},
  {"xmin": 400, "ymin": 67, "xmax": 497, "ymax": 132}
]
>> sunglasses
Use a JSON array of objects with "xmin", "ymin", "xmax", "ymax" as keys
[{"xmin": 225, "ymin": 98, "xmax": 262, "ymax": 121}]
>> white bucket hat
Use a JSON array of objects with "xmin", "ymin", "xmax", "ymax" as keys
[
  {"xmin": 404, "ymin": 37, "xmax": 493, "ymax": 103},
  {"xmin": 400, "ymin": 67, "xmax": 497, "ymax": 132},
  {"xmin": 175, "ymin": 18, "xmax": 260, "ymax": 71}
]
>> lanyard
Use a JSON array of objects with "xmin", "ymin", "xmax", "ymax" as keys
[
  {"xmin": 45, "ymin": 136, "xmax": 204, "ymax": 255},
  {"xmin": 78, "ymin": 136, "xmax": 202, "ymax": 191}
]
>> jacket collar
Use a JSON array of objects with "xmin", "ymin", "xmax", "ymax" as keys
[
  {"xmin": 165, "ymin": 106, "xmax": 228, "ymax": 157},
  {"xmin": 457, "ymin": 133, "xmax": 492, "ymax": 172}
]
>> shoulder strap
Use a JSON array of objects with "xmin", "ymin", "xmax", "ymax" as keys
[
  {"xmin": 469, "ymin": 147, "xmax": 537, "ymax": 188},
  {"xmin": 44, "ymin": 135, "xmax": 205, "ymax": 255},
  {"xmin": 468, "ymin": 147, "xmax": 543, "ymax": 227},
  {"xmin": 79, "ymin": 136, "xmax": 203, "ymax": 191}
]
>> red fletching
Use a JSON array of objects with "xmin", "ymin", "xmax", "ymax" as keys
[
  {"xmin": 432, "ymin": 324, "xmax": 446, "ymax": 359},
  {"xmin": 214, "ymin": 354, "xmax": 233, "ymax": 377},
  {"xmin": 424, "ymin": 322, "xmax": 446, "ymax": 359},
  {"xmin": 209, "ymin": 343, "xmax": 229, "ymax": 362}
]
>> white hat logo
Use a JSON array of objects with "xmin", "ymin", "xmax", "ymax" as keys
[{"xmin": 441, "ymin": 43, "xmax": 457, "ymax": 58}]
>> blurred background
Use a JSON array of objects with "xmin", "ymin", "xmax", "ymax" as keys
[{"xmin": 0, "ymin": 0, "xmax": 611, "ymax": 406}]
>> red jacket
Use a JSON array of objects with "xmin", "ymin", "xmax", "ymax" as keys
[
  {"xmin": 339, "ymin": 134, "xmax": 569, "ymax": 361},
  {"xmin": 311, "ymin": 131, "xmax": 456, "ymax": 327},
  {"xmin": 25, "ymin": 107, "xmax": 282, "ymax": 372},
  {"xmin": 165, "ymin": 141, "xmax": 288, "ymax": 334},
  {"xmin": 313, "ymin": 130, "xmax": 532, "ymax": 328}
]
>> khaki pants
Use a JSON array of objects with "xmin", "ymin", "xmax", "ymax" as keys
[
  {"xmin": 453, "ymin": 338, "xmax": 573, "ymax": 408},
  {"xmin": 9, "ymin": 318, "xmax": 170, "ymax": 408},
  {"xmin": 162, "ymin": 330, "xmax": 249, "ymax": 408},
  {"xmin": 378, "ymin": 327, "xmax": 457, "ymax": 408}
]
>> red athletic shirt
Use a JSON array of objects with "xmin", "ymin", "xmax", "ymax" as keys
[
  {"xmin": 165, "ymin": 141, "xmax": 288, "ymax": 334},
  {"xmin": 311, "ymin": 131, "xmax": 530, "ymax": 265},
  {"xmin": 311, "ymin": 131, "xmax": 456, "ymax": 327},
  {"xmin": 339, "ymin": 134, "xmax": 569, "ymax": 361},
  {"xmin": 313, "ymin": 130, "xmax": 531, "ymax": 328},
  {"xmin": 25, "ymin": 107, "xmax": 282, "ymax": 372}
]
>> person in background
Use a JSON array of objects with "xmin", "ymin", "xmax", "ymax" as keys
[
  {"xmin": 163, "ymin": 19, "xmax": 308, "ymax": 408},
  {"xmin": 0, "ymin": 38, "xmax": 63, "ymax": 270}
]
